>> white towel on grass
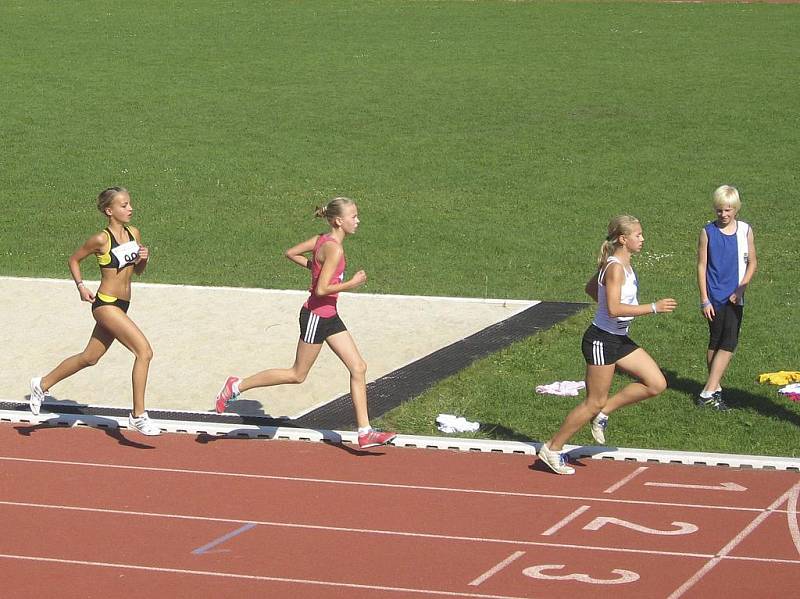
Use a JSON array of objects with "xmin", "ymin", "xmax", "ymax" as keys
[
  {"xmin": 535, "ymin": 380, "xmax": 586, "ymax": 396},
  {"xmin": 436, "ymin": 413, "xmax": 480, "ymax": 433},
  {"xmin": 779, "ymin": 383, "xmax": 800, "ymax": 395}
]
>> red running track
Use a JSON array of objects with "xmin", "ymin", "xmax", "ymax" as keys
[{"xmin": 1, "ymin": 421, "xmax": 798, "ymax": 598}]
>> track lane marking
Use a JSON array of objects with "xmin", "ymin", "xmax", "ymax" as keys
[
  {"xmin": 0, "ymin": 456, "xmax": 775, "ymax": 513},
  {"xmin": 468, "ymin": 551, "xmax": 526, "ymax": 586},
  {"xmin": 788, "ymin": 483, "xmax": 800, "ymax": 558},
  {"xmin": 0, "ymin": 553, "xmax": 530, "ymax": 599},
  {"xmin": 666, "ymin": 482, "xmax": 800, "ymax": 598},
  {"xmin": 192, "ymin": 522, "xmax": 258, "ymax": 555},
  {"xmin": 3, "ymin": 499, "xmax": 799, "ymax": 563},
  {"xmin": 541, "ymin": 506, "xmax": 591, "ymax": 536},
  {"xmin": 604, "ymin": 467, "xmax": 648, "ymax": 494}
]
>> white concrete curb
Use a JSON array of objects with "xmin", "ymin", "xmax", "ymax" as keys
[{"xmin": 2, "ymin": 408, "xmax": 798, "ymax": 472}]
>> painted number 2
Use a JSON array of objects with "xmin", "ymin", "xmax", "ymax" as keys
[
  {"xmin": 583, "ymin": 516, "xmax": 698, "ymax": 536},
  {"xmin": 524, "ymin": 565, "xmax": 639, "ymax": 585}
]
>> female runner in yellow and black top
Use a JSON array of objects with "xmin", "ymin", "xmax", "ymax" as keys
[{"xmin": 29, "ymin": 187, "xmax": 160, "ymax": 435}]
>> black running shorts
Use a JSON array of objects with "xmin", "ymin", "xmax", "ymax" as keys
[
  {"xmin": 299, "ymin": 307, "xmax": 347, "ymax": 344},
  {"xmin": 708, "ymin": 302, "xmax": 743, "ymax": 352},
  {"xmin": 581, "ymin": 324, "xmax": 639, "ymax": 366}
]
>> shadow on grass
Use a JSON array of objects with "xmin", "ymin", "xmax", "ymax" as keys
[
  {"xmin": 480, "ymin": 422, "xmax": 539, "ymax": 444},
  {"xmin": 663, "ymin": 369, "xmax": 800, "ymax": 428}
]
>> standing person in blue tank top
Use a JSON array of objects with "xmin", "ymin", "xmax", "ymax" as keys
[
  {"xmin": 538, "ymin": 216, "xmax": 677, "ymax": 475},
  {"xmin": 696, "ymin": 185, "xmax": 757, "ymax": 410},
  {"xmin": 28, "ymin": 187, "xmax": 161, "ymax": 435}
]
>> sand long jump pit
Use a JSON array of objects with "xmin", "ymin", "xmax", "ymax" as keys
[{"xmin": 1, "ymin": 276, "xmax": 583, "ymax": 428}]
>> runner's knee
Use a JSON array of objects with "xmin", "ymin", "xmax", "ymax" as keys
[
  {"xmin": 79, "ymin": 353, "xmax": 101, "ymax": 368},
  {"xmin": 349, "ymin": 359, "xmax": 367, "ymax": 379},
  {"xmin": 585, "ymin": 395, "xmax": 607, "ymax": 413},
  {"xmin": 288, "ymin": 369, "xmax": 308, "ymax": 384},
  {"xmin": 135, "ymin": 343, "xmax": 153, "ymax": 363},
  {"xmin": 645, "ymin": 373, "xmax": 667, "ymax": 396}
]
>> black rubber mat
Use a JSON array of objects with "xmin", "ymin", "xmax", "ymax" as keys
[
  {"xmin": 295, "ymin": 301, "xmax": 586, "ymax": 429},
  {"xmin": 2, "ymin": 301, "xmax": 585, "ymax": 431}
]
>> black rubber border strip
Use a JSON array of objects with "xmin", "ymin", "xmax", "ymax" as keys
[
  {"xmin": 2, "ymin": 301, "xmax": 586, "ymax": 431},
  {"xmin": 295, "ymin": 301, "xmax": 586, "ymax": 430}
]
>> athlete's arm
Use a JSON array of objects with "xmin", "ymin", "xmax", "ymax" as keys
[
  {"xmin": 697, "ymin": 228, "xmax": 714, "ymax": 319},
  {"xmin": 314, "ymin": 242, "xmax": 366, "ymax": 296},
  {"xmin": 130, "ymin": 226, "xmax": 148, "ymax": 275},
  {"xmin": 584, "ymin": 271, "xmax": 599, "ymax": 302},
  {"xmin": 69, "ymin": 232, "xmax": 106, "ymax": 302},
  {"xmin": 731, "ymin": 226, "xmax": 757, "ymax": 304},
  {"xmin": 604, "ymin": 262, "xmax": 676, "ymax": 317},
  {"xmin": 284, "ymin": 236, "xmax": 318, "ymax": 269}
]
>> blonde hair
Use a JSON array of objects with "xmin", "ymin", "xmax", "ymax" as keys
[
  {"xmin": 597, "ymin": 215, "xmax": 640, "ymax": 267},
  {"xmin": 712, "ymin": 185, "xmax": 741, "ymax": 210},
  {"xmin": 97, "ymin": 186, "xmax": 128, "ymax": 214},
  {"xmin": 314, "ymin": 196, "xmax": 355, "ymax": 223}
]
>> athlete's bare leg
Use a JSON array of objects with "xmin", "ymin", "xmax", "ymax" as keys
[
  {"xmin": 326, "ymin": 331, "xmax": 369, "ymax": 429},
  {"xmin": 239, "ymin": 340, "xmax": 323, "ymax": 391},
  {"xmin": 41, "ymin": 324, "xmax": 115, "ymax": 392},
  {"xmin": 92, "ymin": 307, "xmax": 153, "ymax": 417}
]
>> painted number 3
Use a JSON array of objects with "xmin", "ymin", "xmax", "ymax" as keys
[{"xmin": 523, "ymin": 564, "xmax": 640, "ymax": 585}]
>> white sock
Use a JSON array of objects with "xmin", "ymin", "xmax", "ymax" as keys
[
  {"xmin": 358, "ymin": 426, "xmax": 372, "ymax": 434},
  {"xmin": 700, "ymin": 390, "xmax": 714, "ymax": 399},
  {"xmin": 232, "ymin": 379, "xmax": 241, "ymax": 396},
  {"xmin": 596, "ymin": 411, "xmax": 608, "ymax": 421}
]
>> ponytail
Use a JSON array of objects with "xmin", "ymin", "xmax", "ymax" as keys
[
  {"xmin": 314, "ymin": 196, "xmax": 354, "ymax": 223},
  {"xmin": 597, "ymin": 215, "xmax": 640, "ymax": 267}
]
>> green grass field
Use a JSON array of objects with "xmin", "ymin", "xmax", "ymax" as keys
[{"xmin": 1, "ymin": 1, "xmax": 798, "ymax": 456}]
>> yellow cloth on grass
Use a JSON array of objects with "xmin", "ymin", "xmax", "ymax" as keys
[{"xmin": 758, "ymin": 371, "xmax": 800, "ymax": 385}]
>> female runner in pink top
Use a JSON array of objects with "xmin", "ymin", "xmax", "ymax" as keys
[{"xmin": 215, "ymin": 197, "xmax": 396, "ymax": 449}]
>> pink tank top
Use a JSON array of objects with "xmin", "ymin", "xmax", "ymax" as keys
[{"xmin": 304, "ymin": 234, "xmax": 345, "ymax": 317}]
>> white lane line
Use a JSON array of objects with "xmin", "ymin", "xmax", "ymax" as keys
[
  {"xmin": 0, "ymin": 499, "xmax": 733, "ymax": 561},
  {"xmin": 541, "ymin": 506, "xmax": 591, "ymax": 536},
  {"xmin": 0, "ymin": 553, "xmax": 531, "ymax": 599},
  {"xmin": 788, "ymin": 483, "xmax": 800, "ymax": 559},
  {"xmin": 603, "ymin": 467, "xmax": 648, "ymax": 494},
  {"xmin": 468, "ymin": 551, "xmax": 526, "ymax": 586},
  {"xmin": 0, "ymin": 456, "xmax": 773, "ymax": 513},
  {"xmin": 191, "ymin": 522, "xmax": 257, "ymax": 555},
  {"xmin": 644, "ymin": 482, "xmax": 747, "ymax": 492},
  {"xmin": 666, "ymin": 482, "xmax": 800, "ymax": 599}
]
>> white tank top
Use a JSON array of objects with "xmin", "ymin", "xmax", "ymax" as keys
[{"xmin": 593, "ymin": 256, "xmax": 639, "ymax": 335}]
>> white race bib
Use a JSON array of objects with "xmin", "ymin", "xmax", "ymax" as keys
[{"xmin": 111, "ymin": 240, "xmax": 140, "ymax": 267}]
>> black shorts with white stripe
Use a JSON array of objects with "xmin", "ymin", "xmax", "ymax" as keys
[
  {"xmin": 299, "ymin": 306, "xmax": 347, "ymax": 344},
  {"xmin": 581, "ymin": 324, "xmax": 639, "ymax": 366}
]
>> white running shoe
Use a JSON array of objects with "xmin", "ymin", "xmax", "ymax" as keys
[
  {"xmin": 128, "ymin": 412, "xmax": 162, "ymax": 436},
  {"xmin": 538, "ymin": 443, "xmax": 575, "ymax": 475},
  {"xmin": 591, "ymin": 413, "xmax": 609, "ymax": 445},
  {"xmin": 30, "ymin": 377, "xmax": 45, "ymax": 416}
]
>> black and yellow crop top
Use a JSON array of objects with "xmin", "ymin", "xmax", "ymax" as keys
[{"xmin": 96, "ymin": 226, "xmax": 140, "ymax": 270}]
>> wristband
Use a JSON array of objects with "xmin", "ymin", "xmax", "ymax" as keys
[
  {"xmin": 651, "ymin": 302, "xmax": 657, "ymax": 314},
  {"xmin": 76, "ymin": 281, "xmax": 85, "ymax": 288},
  {"xmin": 701, "ymin": 300, "xmax": 711, "ymax": 308}
]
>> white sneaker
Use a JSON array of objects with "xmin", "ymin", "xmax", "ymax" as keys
[
  {"xmin": 30, "ymin": 377, "xmax": 45, "ymax": 416},
  {"xmin": 128, "ymin": 412, "xmax": 161, "ymax": 436},
  {"xmin": 591, "ymin": 413, "xmax": 609, "ymax": 445},
  {"xmin": 538, "ymin": 443, "xmax": 575, "ymax": 475}
]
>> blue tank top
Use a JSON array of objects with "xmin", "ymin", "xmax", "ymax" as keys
[{"xmin": 704, "ymin": 221, "xmax": 750, "ymax": 307}]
